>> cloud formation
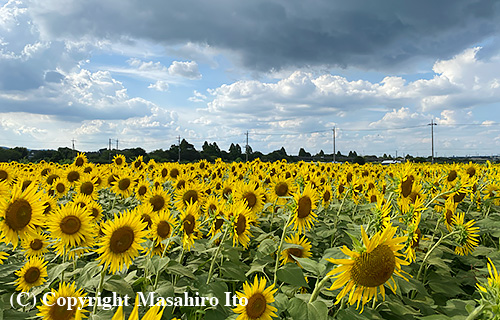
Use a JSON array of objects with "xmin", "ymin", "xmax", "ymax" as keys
[{"xmin": 27, "ymin": 0, "xmax": 500, "ymax": 72}]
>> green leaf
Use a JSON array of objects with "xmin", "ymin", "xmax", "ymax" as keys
[
  {"xmin": 48, "ymin": 262, "xmax": 72, "ymax": 283},
  {"xmin": 221, "ymin": 262, "xmax": 248, "ymax": 282},
  {"xmin": 257, "ymin": 238, "xmax": 278, "ymax": 255},
  {"xmin": 276, "ymin": 264, "xmax": 309, "ymax": 288},
  {"xmin": 287, "ymin": 298, "xmax": 308, "ymax": 320},
  {"xmin": 166, "ymin": 261, "xmax": 196, "ymax": 280},
  {"xmin": 345, "ymin": 231, "xmax": 364, "ymax": 252},
  {"xmin": 307, "ymin": 300, "xmax": 328, "ymax": 320},
  {"xmin": 102, "ymin": 275, "xmax": 135, "ymax": 297},
  {"xmin": 292, "ymin": 257, "xmax": 326, "ymax": 277}
]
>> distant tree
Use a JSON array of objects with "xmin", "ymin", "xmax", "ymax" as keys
[
  {"xmin": 354, "ymin": 156, "xmax": 365, "ymax": 165},
  {"xmin": 228, "ymin": 143, "xmax": 242, "ymax": 161},
  {"xmin": 298, "ymin": 148, "xmax": 311, "ymax": 157}
]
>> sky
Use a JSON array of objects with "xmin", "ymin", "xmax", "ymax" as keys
[{"xmin": 1, "ymin": 0, "xmax": 500, "ymax": 157}]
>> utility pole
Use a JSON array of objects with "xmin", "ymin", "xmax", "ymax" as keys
[
  {"xmin": 116, "ymin": 139, "xmax": 119, "ymax": 150},
  {"xmin": 245, "ymin": 131, "xmax": 249, "ymax": 162},
  {"xmin": 108, "ymin": 138, "xmax": 112, "ymax": 163},
  {"xmin": 71, "ymin": 139, "xmax": 76, "ymax": 157},
  {"xmin": 429, "ymin": 119, "xmax": 437, "ymax": 164},
  {"xmin": 178, "ymin": 136, "xmax": 181, "ymax": 162},
  {"xmin": 333, "ymin": 126, "xmax": 336, "ymax": 163}
]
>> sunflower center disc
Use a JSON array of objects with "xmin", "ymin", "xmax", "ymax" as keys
[
  {"xmin": 24, "ymin": 267, "xmax": 41, "ymax": 284},
  {"xmin": 467, "ymin": 167, "xmax": 476, "ymax": 177},
  {"xmin": 49, "ymin": 304, "xmax": 75, "ymax": 320},
  {"xmin": 81, "ymin": 182, "xmax": 94, "ymax": 195},
  {"xmin": 60, "ymin": 216, "xmax": 82, "ymax": 235},
  {"xmin": 275, "ymin": 182, "xmax": 288, "ymax": 197},
  {"xmin": 214, "ymin": 218, "xmax": 224, "ymax": 231},
  {"xmin": 0, "ymin": 170, "xmax": 8, "ymax": 181},
  {"xmin": 243, "ymin": 192, "xmax": 257, "ymax": 208},
  {"xmin": 351, "ymin": 244, "xmax": 396, "ymax": 287},
  {"xmin": 160, "ymin": 168, "xmax": 168, "ymax": 178},
  {"xmin": 157, "ymin": 221, "xmax": 171, "ymax": 238},
  {"xmin": 110, "ymin": 227, "xmax": 135, "ymax": 253},
  {"xmin": 246, "ymin": 292, "xmax": 267, "ymax": 319},
  {"xmin": 170, "ymin": 168, "xmax": 179, "ymax": 178},
  {"xmin": 149, "ymin": 195, "xmax": 165, "ymax": 211},
  {"xmin": 55, "ymin": 183, "xmax": 65, "ymax": 193},
  {"xmin": 30, "ymin": 239, "xmax": 43, "ymax": 251},
  {"xmin": 91, "ymin": 208, "xmax": 99, "ymax": 218},
  {"xmin": 138, "ymin": 186, "xmax": 147, "ymax": 196},
  {"xmin": 118, "ymin": 178, "xmax": 131, "ymax": 191},
  {"xmin": 447, "ymin": 170, "xmax": 457, "ymax": 182},
  {"xmin": 183, "ymin": 214, "xmax": 196, "ymax": 235},
  {"xmin": 236, "ymin": 214, "xmax": 247, "ymax": 235},
  {"xmin": 75, "ymin": 157, "xmax": 84, "ymax": 166},
  {"xmin": 183, "ymin": 190, "xmax": 199, "ymax": 205},
  {"xmin": 6, "ymin": 199, "xmax": 32, "ymax": 231},
  {"xmin": 288, "ymin": 248, "xmax": 303, "ymax": 259},
  {"xmin": 47, "ymin": 174, "xmax": 59, "ymax": 185},
  {"xmin": 323, "ymin": 190, "xmax": 331, "ymax": 202},
  {"xmin": 453, "ymin": 192, "xmax": 466, "ymax": 203},
  {"xmin": 297, "ymin": 196, "xmax": 312, "ymax": 218},
  {"xmin": 67, "ymin": 171, "xmax": 80, "ymax": 183},
  {"xmin": 401, "ymin": 176, "xmax": 413, "ymax": 198},
  {"xmin": 115, "ymin": 158, "xmax": 123, "ymax": 165}
]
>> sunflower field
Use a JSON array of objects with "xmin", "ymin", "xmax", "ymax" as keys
[{"xmin": 1, "ymin": 155, "xmax": 500, "ymax": 320}]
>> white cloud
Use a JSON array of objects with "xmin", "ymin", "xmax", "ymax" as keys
[
  {"xmin": 148, "ymin": 80, "xmax": 169, "ymax": 91},
  {"xmin": 168, "ymin": 61, "xmax": 202, "ymax": 79},
  {"xmin": 188, "ymin": 90, "xmax": 207, "ymax": 102}
]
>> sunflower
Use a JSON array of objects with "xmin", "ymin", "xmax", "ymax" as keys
[
  {"xmin": 0, "ymin": 183, "xmax": 45, "ymax": 248},
  {"xmin": 112, "ymin": 171, "xmax": 137, "ymax": 199},
  {"xmin": 146, "ymin": 187, "xmax": 171, "ymax": 213},
  {"xmin": 51, "ymin": 177, "xmax": 70, "ymax": 198},
  {"xmin": 269, "ymin": 174, "xmax": 295, "ymax": 206},
  {"xmin": 230, "ymin": 200, "xmax": 254, "ymax": 248},
  {"xmin": 319, "ymin": 185, "xmax": 333, "ymax": 208},
  {"xmin": 280, "ymin": 233, "xmax": 312, "ymax": 267},
  {"xmin": 290, "ymin": 183, "xmax": 319, "ymax": 234},
  {"xmin": 452, "ymin": 212, "xmax": 480, "ymax": 256},
  {"xmin": 179, "ymin": 202, "xmax": 201, "ymax": 251},
  {"xmin": 403, "ymin": 210, "xmax": 423, "ymax": 263},
  {"xmin": 133, "ymin": 203, "xmax": 155, "ymax": 230},
  {"xmin": 14, "ymin": 256, "xmax": 48, "ymax": 291},
  {"xmin": 327, "ymin": 224, "xmax": 409, "ymax": 311},
  {"xmin": 174, "ymin": 180, "xmax": 205, "ymax": 211},
  {"xmin": 234, "ymin": 181, "xmax": 265, "ymax": 218},
  {"xmin": 96, "ymin": 210, "xmax": 148, "ymax": 274},
  {"xmin": 64, "ymin": 165, "xmax": 83, "ymax": 187},
  {"xmin": 76, "ymin": 175, "xmax": 99, "ymax": 200},
  {"xmin": 0, "ymin": 163, "xmax": 14, "ymax": 184},
  {"xmin": 150, "ymin": 209, "xmax": 176, "ymax": 244},
  {"xmin": 21, "ymin": 229, "xmax": 51, "ymax": 258},
  {"xmin": 370, "ymin": 197, "xmax": 391, "ymax": 233},
  {"xmin": 71, "ymin": 193, "xmax": 93, "ymax": 212},
  {"xmin": 134, "ymin": 179, "xmax": 150, "ymax": 202},
  {"xmin": 232, "ymin": 276, "xmax": 277, "ymax": 320},
  {"xmin": 47, "ymin": 203, "xmax": 95, "ymax": 258},
  {"xmin": 37, "ymin": 282, "xmax": 88, "ymax": 320},
  {"xmin": 112, "ymin": 154, "xmax": 127, "ymax": 167},
  {"xmin": 73, "ymin": 152, "xmax": 88, "ymax": 167},
  {"xmin": 86, "ymin": 201, "xmax": 103, "ymax": 222},
  {"xmin": 131, "ymin": 155, "xmax": 144, "ymax": 171},
  {"xmin": 442, "ymin": 196, "xmax": 457, "ymax": 231},
  {"xmin": 40, "ymin": 192, "xmax": 58, "ymax": 216}
]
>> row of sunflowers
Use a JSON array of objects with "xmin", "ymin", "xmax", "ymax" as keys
[{"xmin": 0, "ymin": 154, "xmax": 500, "ymax": 319}]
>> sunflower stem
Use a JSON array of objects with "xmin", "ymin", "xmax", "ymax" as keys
[
  {"xmin": 423, "ymin": 190, "xmax": 455, "ymax": 210},
  {"xmin": 416, "ymin": 230, "xmax": 459, "ymax": 282},
  {"xmin": 153, "ymin": 225, "xmax": 180, "ymax": 290},
  {"xmin": 465, "ymin": 304, "xmax": 484, "ymax": 320},
  {"xmin": 308, "ymin": 274, "xmax": 331, "ymax": 303},
  {"xmin": 273, "ymin": 212, "xmax": 293, "ymax": 287},
  {"xmin": 92, "ymin": 266, "xmax": 106, "ymax": 315},
  {"xmin": 206, "ymin": 226, "xmax": 229, "ymax": 284}
]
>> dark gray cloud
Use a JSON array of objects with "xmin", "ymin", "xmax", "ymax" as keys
[{"xmin": 28, "ymin": 0, "xmax": 500, "ymax": 72}]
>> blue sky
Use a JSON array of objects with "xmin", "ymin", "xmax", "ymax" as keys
[{"xmin": 1, "ymin": 0, "xmax": 500, "ymax": 157}]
